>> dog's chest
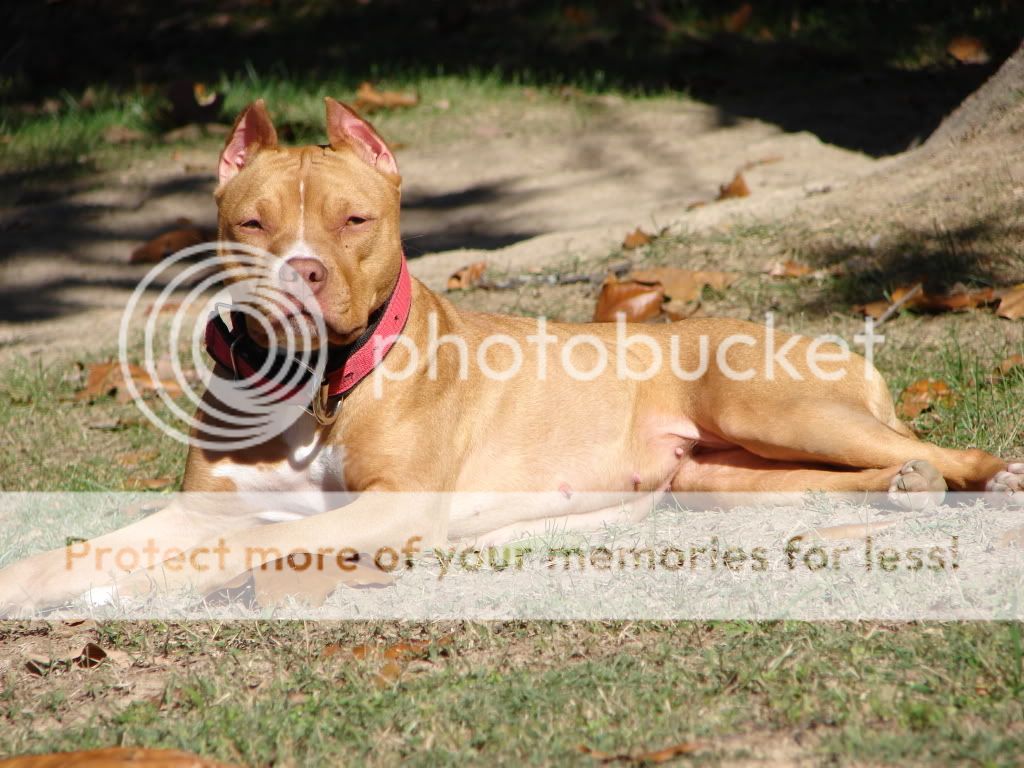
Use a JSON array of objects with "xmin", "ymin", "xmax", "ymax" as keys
[{"xmin": 210, "ymin": 414, "xmax": 346, "ymax": 521}]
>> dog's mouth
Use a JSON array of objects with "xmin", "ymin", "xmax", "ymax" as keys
[{"xmin": 247, "ymin": 311, "xmax": 364, "ymax": 349}]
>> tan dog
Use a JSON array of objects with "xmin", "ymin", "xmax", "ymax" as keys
[{"xmin": 1, "ymin": 98, "xmax": 1021, "ymax": 611}]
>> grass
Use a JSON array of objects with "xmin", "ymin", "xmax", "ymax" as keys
[
  {"xmin": 3, "ymin": 16, "xmax": 1024, "ymax": 759},
  {"xmin": 1, "ymin": 621, "xmax": 1023, "ymax": 764},
  {"xmin": 1, "ymin": 215, "xmax": 1023, "ymax": 762}
]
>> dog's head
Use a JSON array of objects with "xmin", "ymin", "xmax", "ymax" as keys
[{"xmin": 215, "ymin": 98, "xmax": 402, "ymax": 347}]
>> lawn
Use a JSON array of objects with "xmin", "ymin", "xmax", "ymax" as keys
[{"xmin": 2, "ymin": 2, "xmax": 1024, "ymax": 764}]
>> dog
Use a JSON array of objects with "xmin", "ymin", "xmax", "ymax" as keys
[{"xmin": 0, "ymin": 97, "xmax": 1020, "ymax": 612}]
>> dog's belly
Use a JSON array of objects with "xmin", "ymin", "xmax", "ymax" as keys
[{"xmin": 447, "ymin": 412, "xmax": 731, "ymax": 539}]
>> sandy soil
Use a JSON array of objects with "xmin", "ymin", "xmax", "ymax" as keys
[{"xmin": 0, "ymin": 58, "xmax": 1021, "ymax": 365}]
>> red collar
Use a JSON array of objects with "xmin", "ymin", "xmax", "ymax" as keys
[{"xmin": 205, "ymin": 256, "xmax": 412, "ymax": 400}]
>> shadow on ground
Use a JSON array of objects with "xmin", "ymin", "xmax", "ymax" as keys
[
  {"xmin": 4, "ymin": 1, "xmax": 1021, "ymax": 158},
  {"xmin": 802, "ymin": 211, "xmax": 1024, "ymax": 316}
]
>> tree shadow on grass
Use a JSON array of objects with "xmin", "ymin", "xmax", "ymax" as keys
[
  {"xmin": 802, "ymin": 212, "xmax": 1024, "ymax": 316},
  {"xmin": 3, "ymin": 1, "xmax": 1022, "ymax": 159}
]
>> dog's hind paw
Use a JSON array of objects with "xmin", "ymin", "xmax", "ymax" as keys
[
  {"xmin": 986, "ymin": 462, "xmax": 1024, "ymax": 504},
  {"xmin": 888, "ymin": 459, "xmax": 947, "ymax": 510}
]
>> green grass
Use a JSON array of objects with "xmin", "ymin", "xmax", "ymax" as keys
[
  {"xmin": 1, "ymin": 621, "xmax": 1023, "ymax": 765},
  {"xmin": 0, "ymin": 69, "xmax": 640, "ymax": 191}
]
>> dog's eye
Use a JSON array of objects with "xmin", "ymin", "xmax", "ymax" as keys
[
  {"xmin": 239, "ymin": 219, "xmax": 263, "ymax": 230},
  {"xmin": 346, "ymin": 216, "xmax": 368, "ymax": 226}
]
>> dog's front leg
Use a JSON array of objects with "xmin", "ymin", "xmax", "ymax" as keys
[
  {"xmin": 103, "ymin": 492, "xmax": 450, "ymax": 603},
  {"xmin": 0, "ymin": 499, "xmax": 239, "ymax": 615}
]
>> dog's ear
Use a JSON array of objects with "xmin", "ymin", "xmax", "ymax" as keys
[
  {"xmin": 324, "ymin": 97, "xmax": 399, "ymax": 177},
  {"xmin": 218, "ymin": 100, "xmax": 278, "ymax": 188}
]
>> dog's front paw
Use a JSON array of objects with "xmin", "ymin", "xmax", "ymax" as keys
[
  {"xmin": 889, "ymin": 459, "xmax": 947, "ymax": 510},
  {"xmin": 986, "ymin": 462, "xmax": 1024, "ymax": 504}
]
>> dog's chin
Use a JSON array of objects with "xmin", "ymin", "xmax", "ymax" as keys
[{"xmin": 246, "ymin": 314, "xmax": 365, "ymax": 349}]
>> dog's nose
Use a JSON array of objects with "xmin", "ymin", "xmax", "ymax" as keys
[{"xmin": 282, "ymin": 258, "xmax": 327, "ymax": 294}]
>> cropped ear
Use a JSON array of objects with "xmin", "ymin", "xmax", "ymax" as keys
[
  {"xmin": 218, "ymin": 100, "xmax": 278, "ymax": 188},
  {"xmin": 324, "ymin": 97, "xmax": 398, "ymax": 177}
]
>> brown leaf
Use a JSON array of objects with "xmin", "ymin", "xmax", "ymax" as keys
[
  {"xmin": 997, "ymin": 284, "xmax": 1024, "ymax": 320},
  {"xmin": 130, "ymin": 226, "xmax": 206, "ymax": 263},
  {"xmin": 75, "ymin": 361, "xmax": 182, "ymax": 403},
  {"xmin": 0, "ymin": 746, "xmax": 239, "ymax": 767},
  {"xmin": 663, "ymin": 298, "xmax": 702, "ymax": 321},
  {"xmin": 630, "ymin": 267, "xmax": 739, "ymax": 302},
  {"xmin": 999, "ymin": 526, "xmax": 1024, "ymax": 548},
  {"xmin": 579, "ymin": 741, "xmax": 703, "ymax": 763},
  {"xmin": 102, "ymin": 125, "xmax": 146, "ymax": 145},
  {"xmin": 593, "ymin": 278, "xmax": 665, "ymax": 322},
  {"xmin": 622, "ymin": 227, "xmax": 654, "ymax": 250},
  {"xmin": 924, "ymin": 285, "xmax": 995, "ymax": 312},
  {"xmin": 716, "ymin": 172, "xmax": 750, "ymax": 201},
  {"xmin": 993, "ymin": 354, "xmax": 1024, "ymax": 382},
  {"xmin": 116, "ymin": 449, "xmax": 159, "ymax": 468},
  {"xmin": 766, "ymin": 259, "xmax": 813, "ymax": 278},
  {"xmin": 353, "ymin": 82, "xmax": 419, "ymax": 113},
  {"xmin": 125, "ymin": 476, "xmax": 175, "ymax": 491},
  {"xmin": 75, "ymin": 642, "xmax": 130, "ymax": 669},
  {"xmin": 723, "ymin": 2, "xmax": 753, "ymax": 34},
  {"xmin": 947, "ymin": 35, "xmax": 990, "ymax": 65},
  {"xmin": 374, "ymin": 659, "xmax": 404, "ymax": 687},
  {"xmin": 897, "ymin": 379, "xmax": 956, "ymax": 419},
  {"xmin": 164, "ymin": 79, "xmax": 225, "ymax": 126},
  {"xmin": 252, "ymin": 552, "xmax": 394, "ymax": 608},
  {"xmin": 446, "ymin": 261, "xmax": 487, "ymax": 291},
  {"xmin": 854, "ymin": 283, "xmax": 996, "ymax": 319},
  {"xmin": 852, "ymin": 300, "xmax": 891, "ymax": 319}
]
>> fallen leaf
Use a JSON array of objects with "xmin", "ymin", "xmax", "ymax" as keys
[
  {"xmin": 102, "ymin": 125, "xmax": 146, "ymax": 145},
  {"xmin": 685, "ymin": 200, "xmax": 706, "ymax": 211},
  {"xmin": 374, "ymin": 659, "xmax": 403, "ymax": 687},
  {"xmin": 593, "ymin": 278, "xmax": 665, "ymax": 322},
  {"xmin": 145, "ymin": 301, "xmax": 182, "ymax": 316},
  {"xmin": 630, "ymin": 267, "xmax": 739, "ymax": 302},
  {"xmin": 923, "ymin": 285, "xmax": 995, "ymax": 312},
  {"xmin": 130, "ymin": 225, "xmax": 207, "ymax": 263},
  {"xmin": 897, "ymin": 379, "xmax": 957, "ymax": 419},
  {"xmin": 999, "ymin": 526, "xmax": 1024, "ymax": 548},
  {"xmin": 0, "ymin": 746, "xmax": 240, "ymax": 767},
  {"xmin": 75, "ymin": 362, "xmax": 182, "ymax": 403},
  {"xmin": 723, "ymin": 2, "xmax": 753, "ymax": 34},
  {"xmin": 853, "ymin": 300, "xmax": 893, "ymax": 320},
  {"xmin": 75, "ymin": 642, "xmax": 130, "ymax": 669},
  {"xmin": 663, "ymin": 298, "xmax": 702, "ymax": 321},
  {"xmin": 579, "ymin": 741, "xmax": 703, "ymax": 763},
  {"xmin": 446, "ymin": 261, "xmax": 487, "ymax": 291},
  {"xmin": 353, "ymin": 82, "xmax": 419, "ymax": 113},
  {"xmin": 947, "ymin": 35, "xmax": 990, "ymax": 65},
  {"xmin": 854, "ymin": 283, "xmax": 997, "ymax": 319},
  {"xmin": 125, "ymin": 477, "xmax": 175, "ymax": 491},
  {"xmin": 622, "ymin": 228, "xmax": 654, "ymax": 250},
  {"xmin": 116, "ymin": 449, "xmax": 159, "ymax": 468},
  {"xmin": 252, "ymin": 552, "xmax": 394, "ymax": 608},
  {"xmin": 163, "ymin": 80, "xmax": 225, "ymax": 126},
  {"xmin": 997, "ymin": 284, "xmax": 1024, "ymax": 320},
  {"xmin": 766, "ymin": 259, "xmax": 813, "ymax": 278},
  {"xmin": 716, "ymin": 172, "xmax": 750, "ymax": 201},
  {"xmin": 992, "ymin": 353, "xmax": 1024, "ymax": 382}
]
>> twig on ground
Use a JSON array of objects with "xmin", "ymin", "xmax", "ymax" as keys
[
  {"xmin": 876, "ymin": 283, "xmax": 924, "ymax": 325},
  {"xmin": 476, "ymin": 261, "xmax": 632, "ymax": 291}
]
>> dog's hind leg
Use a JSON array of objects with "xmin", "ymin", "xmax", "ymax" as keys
[{"xmin": 708, "ymin": 400, "xmax": 1005, "ymax": 491}]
